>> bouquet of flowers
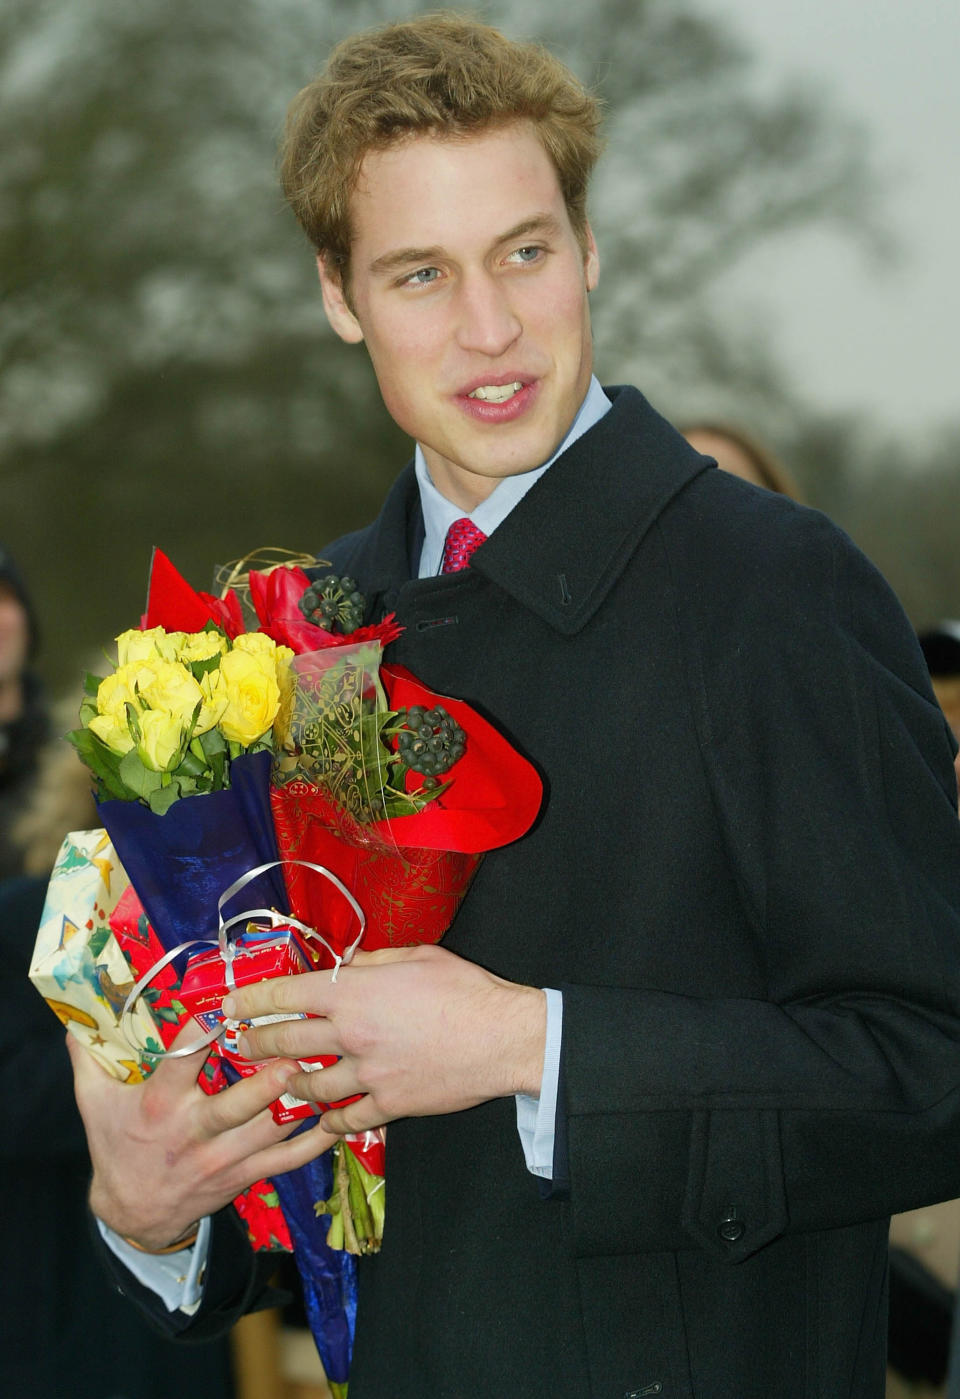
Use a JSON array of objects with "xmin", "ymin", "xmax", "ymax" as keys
[{"xmin": 36, "ymin": 547, "xmax": 542, "ymax": 1395}]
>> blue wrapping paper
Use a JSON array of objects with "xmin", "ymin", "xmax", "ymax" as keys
[
  {"xmin": 96, "ymin": 751, "xmax": 288, "ymax": 953},
  {"xmin": 274, "ymin": 1143, "xmax": 357, "ymax": 1385},
  {"xmin": 214, "ymin": 1067, "xmax": 356, "ymax": 1381}
]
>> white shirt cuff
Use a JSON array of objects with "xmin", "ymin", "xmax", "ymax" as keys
[
  {"xmin": 515, "ymin": 987, "xmax": 562, "ymax": 1179},
  {"xmin": 98, "ymin": 1215, "xmax": 212, "ymax": 1315}
]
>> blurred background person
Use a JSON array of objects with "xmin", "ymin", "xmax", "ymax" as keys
[
  {"xmin": 0, "ymin": 545, "xmax": 49, "ymax": 879},
  {"xmin": 682, "ymin": 420, "xmax": 804, "ymax": 500}
]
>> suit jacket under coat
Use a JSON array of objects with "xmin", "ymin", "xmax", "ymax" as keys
[{"xmin": 110, "ymin": 388, "xmax": 960, "ymax": 1398}]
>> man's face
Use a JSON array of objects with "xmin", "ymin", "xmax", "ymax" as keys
[{"xmin": 318, "ymin": 122, "xmax": 599, "ymax": 511}]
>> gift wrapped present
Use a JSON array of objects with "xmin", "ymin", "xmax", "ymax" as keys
[
  {"xmin": 175, "ymin": 919, "xmax": 329, "ymax": 1125},
  {"xmin": 28, "ymin": 830, "xmax": 162, "ymax": 1082}
]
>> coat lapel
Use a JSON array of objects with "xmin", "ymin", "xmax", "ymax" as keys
[{"xmin": 470, "ymin": 386, "xmax": 713, "ymax": 635}]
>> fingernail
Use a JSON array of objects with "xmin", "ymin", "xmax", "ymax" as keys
[{"xmin": 222, "ymin": 995, "xmax": 237, "ymax": 1018}]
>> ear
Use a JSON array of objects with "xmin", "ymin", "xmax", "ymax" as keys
[
  {"xmin": 316, "ymin": 254, "xmax": 364, "ymax": 344},
  {"xmin": 582, "ymin": 223, "xmax": 600, "ymax": 293}
]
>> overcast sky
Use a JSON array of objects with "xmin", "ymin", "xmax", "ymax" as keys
[{"xmin": 690, "ymin": 0, "xmax": 959, "ymax": 435}]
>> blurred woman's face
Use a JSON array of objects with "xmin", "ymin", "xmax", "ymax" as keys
[{"xmin": 0, "ymin": 583, "xmax": 29, "ymax": 684}]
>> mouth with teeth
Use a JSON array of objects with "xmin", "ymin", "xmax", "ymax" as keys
[{"xmin": 467, "ymin": 381, "xmax": 524, "ymax": 403}]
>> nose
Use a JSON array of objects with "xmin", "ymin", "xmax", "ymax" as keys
[{"xmin": 454, "ymin": 271, "xmax": 522, "ymax": 357}]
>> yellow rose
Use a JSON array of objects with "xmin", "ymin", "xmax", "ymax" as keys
[
  {"xmin": 88, "ymin": 712, "xmax": 136, "ymax": 756},
  {"xmin": 97, "ymin": 664, "xmax": 150, "ymax": 720},
  {"xmin": 136, "ymin": 659, "xmax": 205, "ymax": 727},
  {"xmin": 232, "ymin": 631, "xmax": 291, "ymax": 663},
  {"xmin": 175, "ymin": 631, "xmax": 229, "ymax": 664},
  {"xmin": 137, "ymin": 708, "xmax": 184, "ymax": 772},
  {"xmin": 198, "ymin": 667, "xmax": 229, "ymax": 733},
  {"xmin": 115, "ymin": 627, "xmax": 169, "ymax": 666},
  {"xmin": 155, "ymin": 630, "xmax": 188, "ymax": 662},
  {"xmin": 217, "ymin": 648, "xmax": 281, "ymax": 746}
]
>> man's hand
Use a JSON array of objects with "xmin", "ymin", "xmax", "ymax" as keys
[
  {"xmin": 68, "ymin": 1024, "xmax": 338, "ymax": 1250},
  {"xmin": 223, "ymin": 945, "xmax": 547, "ymax": 1136}
]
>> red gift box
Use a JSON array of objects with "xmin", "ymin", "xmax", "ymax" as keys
[{"xmin": 178, "ymin": 921, "xmax": 350, "ymax": 1125}]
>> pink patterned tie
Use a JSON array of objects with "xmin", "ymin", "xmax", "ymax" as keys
[{"xmin": 441, "ymin": 517, "xmax": 488, "ymax": 573}]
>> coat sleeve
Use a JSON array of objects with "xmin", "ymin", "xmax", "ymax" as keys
[
  {"xmin": 560, "ymin": 507, "xmax": 960, "ymax": 1263},
  {"xmin": 89, "ymin": 1204, "xmax": 286, "ymax": 1340}
]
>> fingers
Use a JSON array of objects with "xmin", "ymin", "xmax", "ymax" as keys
[
  {"xmin": 66, "ymin": 1028, "xmax": 109, "ymax": 1102},
  {"xmin": 198, "ymin": 1058, "xmax": 303, "ymax": 1136},
  {"xmin": 285, "ymin": 1059, "xmax": 359, "ymax": 1108},
  {"xmin": 348, "ymin": 947, "xmax": 421, "ymax": 965},
  {"xmin": 224, "ymin": 970, "xmax": 335, "ymax": 1022},
  {"xmin": 224, "ymin": 946, "xmax": 431, "ymax": 1021},
  {"xmin": 145, "ymin": 1017, "xmax": 226, "ymax": 1093},
  {"xmin": 241, "ymin": 1117, "xmax": 340, "ymax": 1184},
  {"xmin": 319, "ymin": 1096, "xmax": 387, "ymax": 1137},
  {"xmin": 239, "ymin": 1015, "xmax": 342, "ymax": 1063}
]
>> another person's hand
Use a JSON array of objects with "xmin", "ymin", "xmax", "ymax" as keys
[
  {"xmin": 225, "ymin": 945, "xmax": 547, "ymax": 1136},
  {"xmin": 68, "ymin": 1024, "xmax": 338, "ymax": 1250}
]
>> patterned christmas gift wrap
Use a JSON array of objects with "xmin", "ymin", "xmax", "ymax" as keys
[{"xmin": 29, "ymin": 829, "xmax": 162, "ymax": 1081}]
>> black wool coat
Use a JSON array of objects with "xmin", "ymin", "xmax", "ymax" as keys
[{"xmin": 106, "ymin": 388, "xmax": 960, "ymax": 1399}]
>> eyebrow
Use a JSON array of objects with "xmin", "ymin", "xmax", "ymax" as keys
[{"xmin": 367, "ymin": 212, "xmax": 565, "ymax": 278}]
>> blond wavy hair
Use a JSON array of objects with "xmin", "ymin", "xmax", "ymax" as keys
[{"xmin": 280, "ymin": 12, "xmax": 603, "ymax": 275}]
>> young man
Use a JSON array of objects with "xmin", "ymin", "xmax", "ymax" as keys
[{"xmin": 72, "ymin": 16, "xmax": 960, "ymax": 1398}]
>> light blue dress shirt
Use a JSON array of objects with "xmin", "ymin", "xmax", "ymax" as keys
[{"xmin": 103, "ymin": 376, "xmax": 612, "ymax": 1302}]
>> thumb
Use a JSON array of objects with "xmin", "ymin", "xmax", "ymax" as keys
[
  {"xmin": 66, "ymin": 1027, "xmax": 130, "ymax": 1109},
  {"xmin": 146, "ymin": 1015, "xmax": 221, "ymax": 1091},
  {"xmin": 348, "ymin": 945, "xmax": 432, "ymax": 967}
]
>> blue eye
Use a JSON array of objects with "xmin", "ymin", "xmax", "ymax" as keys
[
  {"xmin": 404, "ymin": 267, "xmax": 441, "ymax": 286},
  {"xmin": 510, "ymin": 246, "xmax": 543, "ymax": 264}
]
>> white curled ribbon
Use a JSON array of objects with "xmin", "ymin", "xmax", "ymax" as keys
[{"xmin": 120, "ymin": 859, "xmax": 366, "ymax": 1062}]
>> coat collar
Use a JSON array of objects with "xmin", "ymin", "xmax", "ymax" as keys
[
  {"xmin": 339, "ymin": 386, "xmax": 713, "ymax": 636},
  {"xmin": 473, "ymin": 387, "xmax": 713, "ymax": 634}
]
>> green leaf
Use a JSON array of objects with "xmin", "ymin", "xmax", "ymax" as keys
[
  {"xmin": 199, "ymin": 727, "xmax": 228, "ymax": 758},
  {"xmin": 82, "ymin": 671, "xmax": 105, "ymax": 698},
  {"xmin": 189, "ymin": 653, "xmax": 223, "ymax": 679},
  {"xmin": 156, "ymin": 1005, "xmax": 182, "ymax": 1024},
  {"xmin": 176, "ymin": 749, "xmax": 208, "ymax": 778},
  {"xmin": 171, "ymin": 771, "xmax": 199, "ymax": 798},
  {"xmin": 119, "ymin": 749, "xmax": 164, "ymax": 797},
  {"xmin": 66, "ymin": 728, "xmax": 135, "ymax": 801},
  {"xmin": 79, "ymin": 694, "xmax": 99, "ymax": 726},
  {"xmin": 147, "ymin": 783, "xmax": 183, "ymax": 815}
]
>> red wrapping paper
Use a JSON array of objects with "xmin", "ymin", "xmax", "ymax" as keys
[{"xmin": 271, "ymin": 664, "xmax": 541, "ymax": 953}]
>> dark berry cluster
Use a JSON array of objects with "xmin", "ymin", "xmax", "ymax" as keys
[
  {"xmin": 299, "ymin": 574, "xmax": 365, "ymax": 634},
  {"xmin": 395, "ymin": 705, "xmax": 466, "ymax": 787}
]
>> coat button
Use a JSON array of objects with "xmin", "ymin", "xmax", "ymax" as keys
[{"xmin": 718, "ymin": 1211, "xmax": 745, "ymax": 1242}]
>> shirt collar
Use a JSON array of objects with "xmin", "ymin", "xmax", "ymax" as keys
[{"xmin": 414, "ymin": 376, "xmax": 612, "ymax": 578}]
